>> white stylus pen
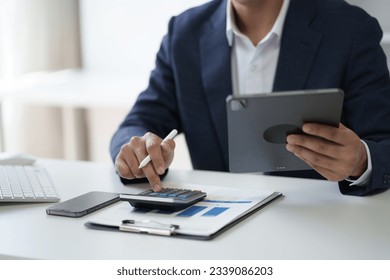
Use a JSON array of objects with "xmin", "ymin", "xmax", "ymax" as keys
[{"xmin": 138, "ymin": 129, "xmax": 178, "ymax": 169}]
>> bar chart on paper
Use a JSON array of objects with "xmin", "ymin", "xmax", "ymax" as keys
[
  {"xmin": 176, "ymin": 199, "xmax": 253, "ymax": 217},
  {"xmin": 131, "ymin": 198, "xmax": 254, "ymax": 217}
]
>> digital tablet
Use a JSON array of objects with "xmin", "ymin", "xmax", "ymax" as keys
[{"xmin": 226, "ymin": 88, "xmax": 344, "ymax": 173}]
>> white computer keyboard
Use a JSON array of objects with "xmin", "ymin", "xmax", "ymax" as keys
[{"xmin": 0, "ymin": 165, "xmax": 60, "ymax": 202}]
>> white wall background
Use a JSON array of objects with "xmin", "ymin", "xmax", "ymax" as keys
[{"xmin": 80, "ymin": 0, "xmax": 209, "ymax": 75}]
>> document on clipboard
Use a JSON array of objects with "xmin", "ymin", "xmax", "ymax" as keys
[{"xmin": 85, "ymin": 183, "xmax": 282, "ymax": 240}]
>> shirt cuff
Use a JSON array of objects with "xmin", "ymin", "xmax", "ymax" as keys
[{"xmin": 346, "ymin": 140, "xmax": 372, "ymax": 186}]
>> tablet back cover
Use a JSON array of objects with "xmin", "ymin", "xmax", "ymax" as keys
[{"xmin": 226, "ymin": 89, "xmax": 344, "ymax": 173}]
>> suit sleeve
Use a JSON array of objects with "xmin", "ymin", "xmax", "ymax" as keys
[
  {"xmin": 339, "ymin": 16, "xmax": 390, "ymax": 196},
  {"xmin": 109, "ymin": 17, "xmax": 182, "ymax": 164},
  {"xmin": 109, "ymin": 18, "xmax": 181, "ymax": 185}
]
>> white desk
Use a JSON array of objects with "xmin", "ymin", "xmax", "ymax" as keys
[{"xmin": 1, "ymin": 159, "xmax": 389, "ymax": 260}]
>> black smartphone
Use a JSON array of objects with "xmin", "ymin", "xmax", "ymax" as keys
[{"xmin": 46, "ymin": 191, "xmax": 120, "ymax": 217}]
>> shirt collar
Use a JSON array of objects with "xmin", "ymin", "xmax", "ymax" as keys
[{"xmin": 226, "ymin": 0, "xmax": 290, "ymax": 46}]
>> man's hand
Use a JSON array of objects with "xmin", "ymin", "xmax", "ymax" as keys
[
  {"xmin": 286, "ymin": 123, "xmax": 367, "ymax": 181},
  {"xmin": 114, "ymin": 132, "xmax": 176, "ymax": 191}
]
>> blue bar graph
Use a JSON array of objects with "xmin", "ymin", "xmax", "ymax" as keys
[
  {"xmin": 202, "ymin": 207, "xmax": 229, "ymax": 217},
  {"xmin": 176, "ymin": 206, "xmax": 207, "ymax": 217}
]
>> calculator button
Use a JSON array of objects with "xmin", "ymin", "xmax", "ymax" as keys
[
  {"xmin": 162, "ymin": 189, "xmax": 177, "ymax": 194},
  {"xmin": 189, "ymin": 191, "xmax": 202, "ymax": 196},
  {"xmin": 156, "ymin": 193, "xmax": 169, "ymax": 197},
  {"xmin": 178, "ymin": 194, "xmax": 191, "ymax": 199},
  {"xmin": 147, "ymin": 192, "xmax": 159, "ymax": 196},
  {"xmin": 139, "ymin": 190, "xmax": 154, "ymax": 195}
]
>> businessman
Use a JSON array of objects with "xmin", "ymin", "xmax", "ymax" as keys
[{"xmin": 111, "ymin": 0, "xmax": 390, "ymax": 196}]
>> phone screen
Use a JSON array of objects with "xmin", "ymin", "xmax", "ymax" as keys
[{"xmin": 46, "ymin": 191, "xmax": 120, "ymax": 217}]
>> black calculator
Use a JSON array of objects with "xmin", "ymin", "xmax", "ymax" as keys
[{"xmin": 120, "ymin": 188, "xmax": 207, "ymax": 211}]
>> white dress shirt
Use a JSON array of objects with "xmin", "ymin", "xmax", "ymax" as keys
[
  {"xmin": 226, "ymin": 0, "xmax": 290, "ymax": 95},
  {"xmin": 225, "ymin": 0, "xmax": 371, "ymax": 186}
]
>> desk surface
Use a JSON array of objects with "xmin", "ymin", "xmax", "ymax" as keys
[{"xmin": 1, "ymin": 159, "xmax": 389, "ymax": 260}]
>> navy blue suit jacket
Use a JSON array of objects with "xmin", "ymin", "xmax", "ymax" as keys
[{"xmin": 110, "ymin": 0, "xmax": 390, "ymax": 196}]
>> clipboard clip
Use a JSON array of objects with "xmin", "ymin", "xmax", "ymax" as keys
[{"xmin": 120, "ymin": 219, "xmax": 179, "ymax": 236}]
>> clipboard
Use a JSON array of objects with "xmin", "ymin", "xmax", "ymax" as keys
[{"xmin": 85, "ymin": 186, "xmax": 282, "ymax": 240}]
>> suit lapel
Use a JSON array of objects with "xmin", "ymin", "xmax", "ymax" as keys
[
  {"xmin": 199, "ymin": 1, "xmax": 232, "ymax": 168},
  {"xmin": 273, "ymin": 0, "xmax": 322, "ymax": 91}
]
